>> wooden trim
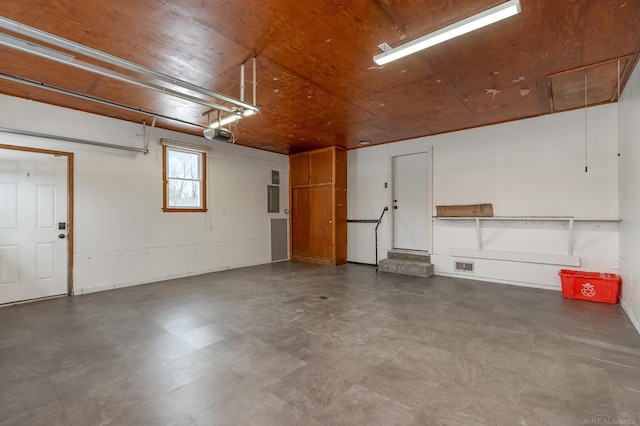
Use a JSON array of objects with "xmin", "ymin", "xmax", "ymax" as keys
[
  {"xmin": 201, "ymin": 150, "xmax": 207, "ymax": 211},
  {"xmin": 162, "ymin": 208, "xmax": 208, "ymax": 213},
  {"xmin": 162, "ymin": 143, "xmax": 168, "ymax": 209},
  {"xmin": 331, "ymin": 147, "xmax": 337, "ymax": 265},
  {"xmin": 0, "ymin": 143, "xmax": 73, "ymax": 157},
  {"xmin": 288, "ymin": 155, "xmax": 293, "ymax": 261},
  {"xmin": 619, "ymin": 53, "xmax": 640, "ymax": 100},
  {"xmin": 546, "ymin": 55, "xmax": 634, "ymax": 79},
  {"xmin": 290, "ymin": 255, "xmax": 334, "ymax": 266},
  {"xmin": 162, "ymin": 145, "xmax": 208, "ymax": 212},
  {"xmin": 290, "ymin": 182, "xmax": 332, "ymax": 189},
  {"xmin": 288, "ymin": 146, "xmax": 336, "ymax": 159},
  {"xmin": 0, "ymin": 143, "xmax": 75, "ymax": 296}
]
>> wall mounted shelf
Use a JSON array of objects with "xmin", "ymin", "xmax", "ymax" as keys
[{"xmin": 435, "ymin": 216, "xmax": 621, "ymax": 266}]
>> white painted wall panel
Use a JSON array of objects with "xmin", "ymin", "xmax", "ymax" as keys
[
  {"xmin": 0, "ymin": 95, "xmax": 288, "ymax": 294},
  {"xmin": 619, "ymin": 63, "xmax": 640, "ymax": 334},
  {"xmin": 0, "ymin": 183, "xmax": 19, "ymax": 229},
  {"xmin": 348, "ymin": 105, "xmax": 620, "ymax": 290}
]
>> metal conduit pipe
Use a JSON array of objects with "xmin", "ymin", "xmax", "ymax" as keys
[
  {"xmin": 0, "ymin": 127, "xmax": 149, "ymax": 154},
  {"xmin": 0, "ymin": 73, "xmax": 207, "ymax": 130}
]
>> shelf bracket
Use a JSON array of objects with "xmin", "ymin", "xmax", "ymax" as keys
[
  {"xmin": 476, "ymin": 218, "xmax": 482, "ymax": 250},
  {"xmin": 568, "ymin": 218, "xmax": 574, "ymax": 256}
]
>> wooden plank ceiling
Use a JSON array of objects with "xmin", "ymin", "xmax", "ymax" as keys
[{"xmin": 0, "ymin": 0, "xmax": 639, "ymax": 154}]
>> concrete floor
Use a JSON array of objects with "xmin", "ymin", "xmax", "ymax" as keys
[{"xmin": 1, "ymin": 261, "xmax": 639, "ymax": 425}]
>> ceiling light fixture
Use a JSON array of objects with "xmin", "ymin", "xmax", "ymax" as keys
[
  {"xmin": 208, "ymin": 113, "xmax": 240, "ymax": 129},
  {"xmin": 373, "ymin": 0, "xmax": 522, "ymax": 66}
]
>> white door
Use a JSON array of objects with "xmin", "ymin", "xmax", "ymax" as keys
[
  {"xmin": 392, "ymin": 152, "xmax": 429, "ymax": 251},
  {"xmin": 0, "ymin": 148, "xmax": 68, "ymax": 304}
]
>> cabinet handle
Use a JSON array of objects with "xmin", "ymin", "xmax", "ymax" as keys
[{"xmin": 329, "ymin": 220, "xmax": 332, "ymax": 224}]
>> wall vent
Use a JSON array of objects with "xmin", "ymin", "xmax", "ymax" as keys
[{"xmin": 455, "ymin": 261, "xmax": 474, "ymax": 273}]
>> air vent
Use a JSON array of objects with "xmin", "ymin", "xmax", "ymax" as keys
[
  {"xmin": 455, "ymin": 261, "xmax": 474, "ymax": 273},
  {"xmin": 547, "ymin": 56, "xmax": 633, "ymax": 112}
]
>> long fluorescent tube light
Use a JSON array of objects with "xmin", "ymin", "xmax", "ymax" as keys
[
  {"xmin": 208, "ymin": 109, "xmax": 256, "ymax": 129},
  {"xmin": 209, "ymin": 115, "xmax": 238, "ymax": 129},
  {"xmin": 373, "ymin": 0, "xmax": 521, "ymax": 65}
]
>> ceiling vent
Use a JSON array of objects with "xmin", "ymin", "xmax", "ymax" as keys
[{"xmin": 547, "ymin": 55, "xmax": 633, "ymax": 112}]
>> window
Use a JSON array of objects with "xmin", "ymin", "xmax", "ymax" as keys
[{"xmin": 162, "ymin": 143, "xmax": 207, "ymax": 212}]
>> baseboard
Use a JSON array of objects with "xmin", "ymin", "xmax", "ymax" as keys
[
  {"xmin": 72, "ymin": 259, "xmax": 276, "ymax": 295},
  {"xmin": 621, "ymin": 300, "xmax": 640, "ymax": 335},
  {"xmin": 434, "ymin": 271, "xmax": 561, "ymax": 291},
  {"xmin": 348, "ymin": 261, "xmax": 377, "ymax": 267}
]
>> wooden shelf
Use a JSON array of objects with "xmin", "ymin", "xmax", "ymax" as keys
[
  {"xmin": 435, "ymin": 216, "xmax": 621, "ymax": 222},
  {"xmin": 450, "ymin": 248, "xmax": 580, "ymax": 266},
  {"xmin": 436, "ymin": 216, "xmax": 620, "ymax": 263}
]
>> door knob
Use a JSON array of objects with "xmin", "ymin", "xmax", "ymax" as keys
[{"xmin": 58, "ymin": 234, "xmax": 66, "ymax": 239}]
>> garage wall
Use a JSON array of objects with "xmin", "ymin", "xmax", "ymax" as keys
[
  {"xmin": 348, "ymin": 104, "xmax": 619, "ymax": 290},
  {"xmin": 0, "ymin": 95, "xmax": 289, "ymax": 294},
  {"xmin": 619, "ymin": 63, "xmax": 640, "ymax": 333}
]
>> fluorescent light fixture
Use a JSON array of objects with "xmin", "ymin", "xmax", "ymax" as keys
[
  {"xmin": 208, "ymin": 114, "xmax": 240, "ymax": 129},
  {"xmin": 207, "ymin": 108, "xmax": 256, "ymax": 129},
  {"xmin": 373, "ymin": 0, "xmax": 521, "ymax": 65}
]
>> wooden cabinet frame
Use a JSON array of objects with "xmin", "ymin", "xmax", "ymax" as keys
[{"xmin": 289, "ymin": 147, "xmax": 347, "ymax": 265}]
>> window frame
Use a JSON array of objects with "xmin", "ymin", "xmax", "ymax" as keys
[{"xmin": 162, "ymin": 144, "xmax": 207, "ymax": 212}]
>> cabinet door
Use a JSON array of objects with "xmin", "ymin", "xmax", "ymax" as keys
[
  {"xmin": 291, "ymin": 187, "xmax": 310, "ymax": 258},
  {"xmin": 309, "ymin": 149, "xmax": 333, "ymax": 185},
  {"xmin": 290, "ymin": 154, "xmax": 310, "ymax": 187},
  {"xmin": 309, "ymin": 185, "xmax": 332, "ymax": 261}
]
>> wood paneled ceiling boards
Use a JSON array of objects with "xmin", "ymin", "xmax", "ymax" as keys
[{"xmin": 1, "ymin": 1, "xmax": 639, "ymax": 154}]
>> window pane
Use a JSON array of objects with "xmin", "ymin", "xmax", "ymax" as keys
[
  {"xmin": 168, "ymin": 179, "xmax": 201, "ymax": 207},
  {"xmin": 168, "ymin": 149, "xmax": 200, "ymax": 180}
]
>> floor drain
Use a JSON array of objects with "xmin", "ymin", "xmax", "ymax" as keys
[{"xmin": 319, "ymin": 295, "xmax": 329, "ymax": 300}]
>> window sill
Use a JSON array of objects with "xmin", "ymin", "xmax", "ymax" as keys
[{"xmin": 162, "ymin": 208, "xmax": 208, "ymax": 213}]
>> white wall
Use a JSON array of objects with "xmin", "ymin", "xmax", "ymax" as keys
[
  {"xmin": 0, "ymin": 95, "xmax": 289, "ymax": 294},
  {"xmin": 619, "ymin": 64, "xmax": 640, "ymax": 333},
  {"xmin": 348, "ymin": 104, "xmax": 620, "ymax": 290}
]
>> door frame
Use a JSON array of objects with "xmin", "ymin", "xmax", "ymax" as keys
[
  {"xmin": 0, "ymin": 143, "xmax": 74, "ymax": 296},
  {"xmin": 387, "ymin": 145, "xmax": 433, "ymax": 253}
]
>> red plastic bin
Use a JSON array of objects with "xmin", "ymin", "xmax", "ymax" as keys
[{"xmin": 558, "ymin": 269, "xmax": 621, "ymax": 304}]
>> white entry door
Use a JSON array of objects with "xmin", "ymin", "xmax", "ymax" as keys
[
  {"xmin": 0, "ymin": 148, "xmax": 69, "ymax": 304},
  {"xmin": 392, "ymin": 152, "xmax": 429, "ymax": 251}
]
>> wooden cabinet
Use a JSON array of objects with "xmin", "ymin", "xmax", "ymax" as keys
[{"xmin": 289, "ymin": 146, "xmax": 347, "ymax": 265}]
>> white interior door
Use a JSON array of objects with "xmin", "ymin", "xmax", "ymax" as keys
[
  {"xmin": 392, "ymin": 152, "xmax": 429, "ymax": 251},
  {"xmin": 0, "ymin": 148, "xmax": 68, "ymax": 304}
]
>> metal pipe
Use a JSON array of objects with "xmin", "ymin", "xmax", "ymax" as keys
[
  {"xmin": 375, "ymin": 206, "xmax": 389, "ymax": 271},
  {"xmin": 240, "ymin": 63, "xmax": 245, "ymax": 102},
  {"xmin": 0, "ymin": 72, "xmax": 206, "ymax": 129},
  {"xmin": 0, "ymin": 33, "xmax": 237, "ymax": 113},
  {"xmin": 252, "ymin": 57, "xmax": 257, "ymax": 106},
  {"xmin": 0, "ymin": 16, "xmax": 260, "ymax": 114},
  {"xmin": 0, "ymin": 127, "xmax": 149, "ymax": 154}
]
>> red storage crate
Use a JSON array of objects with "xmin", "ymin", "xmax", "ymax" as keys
[{"xmin": 558, "ymin": 269, "xmax": 621, "ymax": 304}]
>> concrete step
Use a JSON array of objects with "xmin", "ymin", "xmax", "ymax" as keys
[
  {"xmin": 378, "ymin": 258, "xmax": 435, "ymax": 278},
  {"xmin": 387, "ymin": 249, "xmax": 431, "ymax": 263}
]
